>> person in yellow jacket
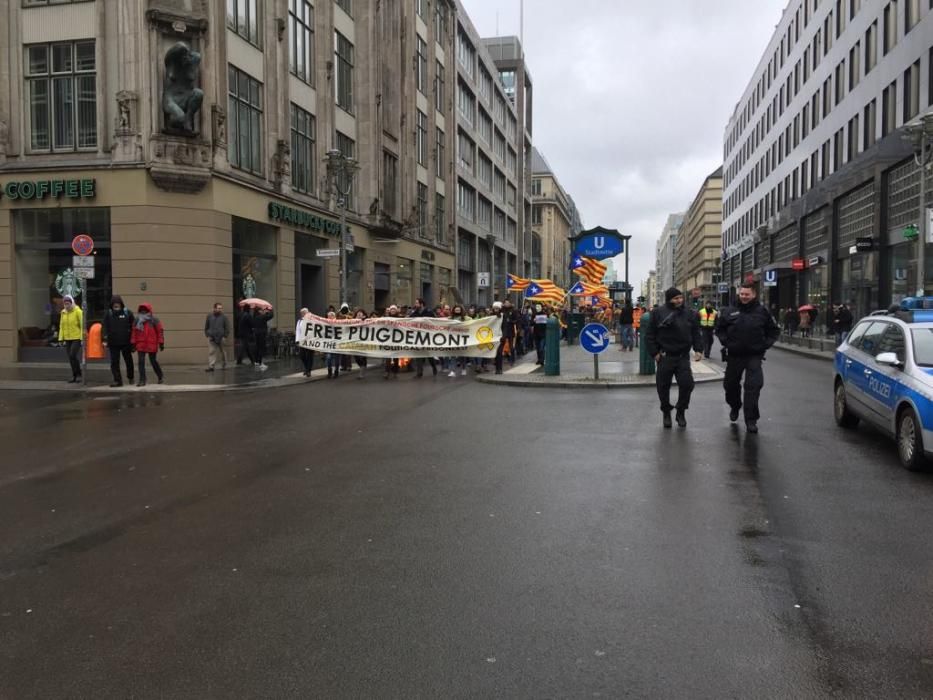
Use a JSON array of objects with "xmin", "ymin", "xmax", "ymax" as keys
[
  {"xmin": 58, "ymin": 294, "xmax": 84, "ymax": 382},
  {"xmin": 698, "ymin": 301, "xmax": 718, "ymax": 358}
]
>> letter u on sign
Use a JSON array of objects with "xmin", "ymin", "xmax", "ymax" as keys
[{"xmin": 593, "ymin": 236, "xmax": 605, "ymax": 250}]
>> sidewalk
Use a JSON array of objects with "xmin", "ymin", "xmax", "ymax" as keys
[
  {"xmin": 0, "ymin": 357, "xmax": 326, "ymax": 393},
  {"xmin": 477, "ymin": 341, "xmax": 724, "ymax": 388},
  {"xmin": 771, "ymin": 340, "xmax": 834, "ymax": 362}
]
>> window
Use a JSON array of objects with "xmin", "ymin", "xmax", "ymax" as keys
[
  {"xmin": 835, "ymin": 61, "xmax": 845, "ymax": 104},
  {"xmin": 532, "ymin": 205, "xmax": 542, "ymax": 225},
  {"xmin": 532, "ymin": 178, "xmax": 541, "ymax": 196},
  {"xmin": 416, "ymin": 36, "xmax": 427, "ymax": 95},
  {"xmin": 457, "ymin": 81, "xmax": 474, "ymax": 125},
  {"xmin": 417, "ymin": 182, "xmax": 428, "ymax": 237},
  {"xmin": 493, "ymin": 129, "xmax": 506, "ymax": 162},
  {"xmin": 335, "ymin": 132, "xmax": 355, "ymax": 209},
  {"xmin": 383, "ymin": 151, "xmax": 398, "ymax": 217},
  {"xmin": 477, "ymin": 153, "xmax": 492, "ymax": 187},
  {"xmin": 864, "ymin": 99, "xmax": 877, "ymax": 149},
  {"xmin": 850, "ymin": 0, "xmax": 861, "ymax": 19},
  {"xmin": 457, "ymin": 180, "xmax": 475, "ymax": 220},
  {"xmin": 434, "ymin": 2, "xmax": 448, "ymax": 41},
  {"xmin": 435, "ymin": 193, "xmax": 446, "ymax": 244},
  {"xmin": 904, "ymin": 60, "xmax": 920, "ymax": 121},
  {"xmin": 415, "ymin": 0, "xmax": 426, "ymax": 19},
  {"xmin": 25, "ymin": 41, "xmax": 96, "ymax": 151},
  {"xmin": 416, "ymin": 110, "xmax": 427, "ymax": 166},
  {"xmin": 882, "ymin": 80, "xmax": 897, "ymax": 136},
  {"xmin": 821, "ymin": 139, "xmax": 830, "ymax": 179},
  {"xmin": 226, "ymin": 0, "xmax": 261, "ymax": 47},
  {"xmin": 865, "ymin": 21, "xmax": 877, "ymax": 73},
  {"xmin": 848, "ymin": 114, "xmax": 860, "ymax": 159},
  {"xmin": 228, "ymin": 66, "xmax": 263, "ymax": 173},
  {"xmin": 849, "ymin": 42, "xmax": 860, "ymax": 90},
  {"xmin": 477, "ymin": 108, "xmax": 492, "ymax": 143},
  {"xmin": 836, "ymin": 0, "xmax": 846, "ymax": 36},
  {"xmin": 905, "ymin": 0, "xmax": 921, "ymax": 32},
  {"xmin": 834, "ymin": 127, "xmax": 845, "ymax": 167},
  {"xmin": 477, "ymin": 196, "xmax": 491, "ymax": 226},
  {"xmin": 883, "ymin": 1, "xmax": 898, "ymax": 55},
  {"xmin": 822, "ymin": 77, "xmax": 832, "ymax": 118},
  {"xmin": 290, "ymin": 104, "xmax": 315, "ymax": 194},
  {"xmin": 879, "ymin": 324, "xmax": 906, "ymax": 363},
  {"xmin": 288, "ymin": 0, "xmax": 314, "ymax": 84},
  {"xmin": 434, "ymin": 60, "xmax": 445, "ymax": 113},
  {"xmin": 457, "ymin": 28, "xmax": 475, "ymax": 79},
  {"xmin": 334, "ymin": 31, "xmax": 354, "ymax": 113},
  {"xmin": 435, "ymin": 127, "xmax": 445, "ymax": 179},
  {"xmin": 478, "ymin": 67, "xmax": 493, "ymax": 103},
  {"xmin": 930, "ymin": 47, "xmax": 933, "ymax": 107},
  {"xmin": 335, "ymin": 0, "xmax": 351, "ymax": 16},
  {"xmin": 856, "ymin": 321, "xmax": 888, "ymax": 355}
]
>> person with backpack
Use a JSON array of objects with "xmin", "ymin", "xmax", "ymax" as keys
[
  {"xmin": 102, "ymin": 295, "xmax": 135, "ymax": 387},
  {"xmin": 131, "ymin": 303, "xmax": 165, "ymax": 387}
]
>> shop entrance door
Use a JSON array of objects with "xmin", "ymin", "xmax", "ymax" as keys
[{"xmin": 298, "ymin": 262, "xmax": 326, "ymax": 314}]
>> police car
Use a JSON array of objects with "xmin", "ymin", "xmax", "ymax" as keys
[{"xmin": 834, "ymin": 298, "xmax": 933, "ymax": 471}]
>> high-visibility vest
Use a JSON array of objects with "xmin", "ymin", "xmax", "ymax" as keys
[{"xmin": 699, "ymin": 308, "xmax": 717, "ymax": 327}]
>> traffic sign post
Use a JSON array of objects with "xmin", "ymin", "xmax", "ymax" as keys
[
  {"xmin": 580, "ymin": 322, "xmax": 611, "ymax": 380},
  {"xmin": 71, "ymin": 236, "xmax": 94, "ymax": 385}
]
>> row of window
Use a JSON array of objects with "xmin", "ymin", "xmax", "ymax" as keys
[
  {"xmin": 456, "ymin": 180, "xmax": 518, "ymax": 242},
  {"xmin": 456, "ymin": 27, "xmax": 518, "ymax": 133},
  {"xmin": 724, "ymin": 48, "xmax": 933, "ymax": 245},
  {"xmin": 726, "ymin": 0, "xmax": 929, "ymax": 175}
]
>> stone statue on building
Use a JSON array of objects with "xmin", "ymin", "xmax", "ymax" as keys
[{"xmin": 161, "ymin": 42, "xmax": 203, "ymax": 135}]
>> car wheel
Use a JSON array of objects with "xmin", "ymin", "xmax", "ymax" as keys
[
  {"xmin": 834, "ymin": 381, "xmax": 859, "ymax": 428},
  {"xmin": 897, "ymin": 408, "xmax": 928, "ymax": 472}
]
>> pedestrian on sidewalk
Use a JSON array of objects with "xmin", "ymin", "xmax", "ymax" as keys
[
  {"xmin": 645, "ymin": 287, "xmax": 703, "ymax": 428},
  {"xmin": 698, "ymin": 301, "xmax": 718, "ymax": 359},
  {"xmin": 131, "ymin": 303, "xmax": 164, "ymax": 387},
  {"xmin": 58, "ymin": 294, "xmax": 84, "ymax": 383},
  {"xmin": 297, "ymin": 307, "xmax": 314, "ymax": 377},
  {"xmin": 715, "ymin": 283, "xmax": 780, "ymax": 434},
  {"xmin": 102, "ymin": 295, "xmax": 135, "ymax": 386},
  {"xmin": 798, "ymin": 308, "xmax": 811, "ymax": 338},
  {"xmin": 250, "ymin": 305, "xmax": 274, "ymax": 371},
  {"xmin": 618, "ymin": 300, "xmax": 635, "ymax": 351},
  {"xmin": 831, "ymin": 302, "xmax": 853, "ymax": 346},
  {"xmin": 204, "ymin": 302, "xmax": 230, "ymax": 372}
]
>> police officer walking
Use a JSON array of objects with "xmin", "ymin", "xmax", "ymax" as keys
[
  {"xmin": 715, "ymin": 282, "xmax": 780, "ymax": 433},
  {"xmin": 698, "ymin": 301, "xmax": 718, "ymax": 358},
  {"xmin": 645, "ymin": 287, "xmax": 704, "ymax": 428}
]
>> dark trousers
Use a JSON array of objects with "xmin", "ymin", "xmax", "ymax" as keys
[
  {"xmin": 535, "ymin": 335, "xmax": 546, "ymax": 363},
  {"xmin": 109, "ymin": 344, "xmax": 134, "ymax": 383},
  {"xmin": 414, "ymin": 357, "xmax": 437, "ymax": 376},
  {"xmin": 495, "ymin": 337, "xmax": 514, "ymax": 372},
  {"xmin": 724, "ymin": 355, "xmax": 764, "ymax": 421},
  {"xmin": 701, "ymin": 328, "xmax": 715, "ymax": 358},
  {"xmin": 299, "ymin": 347, "xmax": 314, "ymax": 373},
  {"xmin": 65, "ymin": 340, "xmax": 82, "ymax": 378},
  {"xmin": 254, "ymin": 333, "xmax": 267, "ymax": 365},
  {"xmin": 656, "ymin": 353, "xmax": 695, "ymax": 412},
  {"xmin": 137, "ymin": 352, "xmax": 163, "ymax": 383},
  {"xmin": 237, "ymin": 337, "xmax": 255, "ymax": 364}
]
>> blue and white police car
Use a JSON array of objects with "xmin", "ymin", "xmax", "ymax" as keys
[{"xmin": 834, "ymin": 298, "xmax": 933, "ymax": 470}]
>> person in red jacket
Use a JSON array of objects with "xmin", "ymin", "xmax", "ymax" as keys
[{"xmin": 131, "ymin": 302, "xmax": 165, "ymax": 386}]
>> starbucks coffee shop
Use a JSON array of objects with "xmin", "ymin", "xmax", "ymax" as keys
[{"xmin": 0, "ymin": 170, "xmax": 455, "ymax": 364}]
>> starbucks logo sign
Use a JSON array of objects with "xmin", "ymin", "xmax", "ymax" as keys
[{"xmin": 55, "ymin": 269, "xmax": 81, "ymax": 299}]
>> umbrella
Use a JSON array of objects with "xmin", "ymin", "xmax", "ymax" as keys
[
  {"xmin": 239, "ymin": 297, "xmax": 273, "ymax": 310},
  {"xmin": 798, "ymin": 304, "xmax": 815, "ymax": 311}
]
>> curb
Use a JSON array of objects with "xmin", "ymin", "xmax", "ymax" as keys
[
  {"xmin": 771, "ymin": 343, "xmax": 834, "ymax": 362},
  {"xmin": 476, "ymin": 367, "xmax": 724, "ymax": 389},
  {"xmin": 0, "ymin": 371, "xmax": 329, "ymax": 394}
]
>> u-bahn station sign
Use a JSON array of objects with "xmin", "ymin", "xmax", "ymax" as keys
[
  {"xmin": 571, "ymin": 226, "xmax": 629, "ymax": 260},
  {"xmin": 0, "ymin": 178, "xmax": 96, "ymax": 201}
]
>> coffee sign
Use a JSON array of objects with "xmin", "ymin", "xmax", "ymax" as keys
[{"xmin": 0, "ymin": 178, "xmax": 96, "ymax": 201}]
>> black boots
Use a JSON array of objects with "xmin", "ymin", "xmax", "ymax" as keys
[
  {"xmin": 746, "ymin": 420, "xmax": 759, "ymax": 434},
  {"xmin": 662, "ymin": 410, "xmax": 672, "ymax": 428},
  {"xmin": 729, "ymin": 407, "xmax": 740, "ymax": 422},
  {"xmin": 675, "ymin": 410, "xmax": 687, "ymax": 428}
]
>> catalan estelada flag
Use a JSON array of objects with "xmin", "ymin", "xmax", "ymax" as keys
[
  {"xmin": 570, "ymin": 255, "xmax": 607, "ymax": 286},
  {"xmin": 506, "ymin": 273, "xmax": 530, "ymax": 292},
  {"xmin": 568, "ymin": 280, "xmax": 610, "ymax": 297},
  {"xmin": 524, "ymin": 279, "xmax": 566, "ymax": 304}
]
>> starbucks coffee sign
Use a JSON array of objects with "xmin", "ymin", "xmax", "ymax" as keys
[
  {"xmin": 268, "ymin": 201, "xmax": 347, "ymax": 236},
  {"xmin": 0, "ymin": 178, "xmax": 96, "ymax": 201}
]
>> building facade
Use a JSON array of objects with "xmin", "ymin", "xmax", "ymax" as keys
[
  {"xmin": 722, "ymin": 0, "xmax": 933, "ymax": 322},
  {"xmin": 643, "ymin": 269, "xmax": 657, "ymax": 307},
  {"xmin": 676, "ymin": 166, "xmax": 723, "ymax": 303},
  {"xmin": 531, "ymin": 146, "xmax": 581, "ymax": 289},
  {"xmin": 654, "ymin": 212, "xmax": 684, "ymax": 304},
  {"xmin": 0, "ymin": 0, "xmax": 466, "ymax": 364},
  {"xmin": 452, "ymin": 7, "xmax": 530, "ymax": 306}
]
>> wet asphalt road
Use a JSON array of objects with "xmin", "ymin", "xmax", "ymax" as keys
[{"xmin": 2, "ymin": 349, "xmax": 933, "ymax": 699}]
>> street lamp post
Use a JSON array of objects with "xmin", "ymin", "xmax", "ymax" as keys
[
  {"xmin": 904, "ymin": 114, "xmax": 933, "ymax": 297},
  {"xmin": 486, "ymin": 233, "xmax": 496, "ymax": 305},
  {"xmin": 325, "ymin": 149, "xmax": 359, "ymax": 308}
]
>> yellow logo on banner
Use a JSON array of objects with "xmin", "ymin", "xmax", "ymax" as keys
[{"xmin": 475, "ymin": 326, "xmax": 495, "ymax": 350}]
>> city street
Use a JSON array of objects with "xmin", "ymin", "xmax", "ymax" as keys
[{"xmin": 2, "ymin": 348, "xmax": 933, "ymax": 699}]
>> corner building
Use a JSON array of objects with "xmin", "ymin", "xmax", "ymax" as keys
[
  {"xmin": 0, "ymin": 0, "xmax": 459, "ymax": 363},
  {"xmin": 723, "ymin": 0, "xmax": 933, "ymax": 321}
]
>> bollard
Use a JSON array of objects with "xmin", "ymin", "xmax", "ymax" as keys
[
  {"xmin": 544, "ymin": 316, "xmax": 561, "ymax": 375},
  {"xmin": 638, "ymin": 312, "xmax": 655, "ymax": 376}
]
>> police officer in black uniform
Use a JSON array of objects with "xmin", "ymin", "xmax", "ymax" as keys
[
  {"xmin": 645, "ymin": 287, "xmax": 704, "ymax": 428},
  {"xmin": 715, "ymin": 282, "xmax": 781, "ymax": 433}
]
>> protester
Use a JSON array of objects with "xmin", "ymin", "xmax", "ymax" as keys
[
  {"xmin": 495, "ymin": 300, "xmax": 517, "ymax": 374},
  {"xmin": 645, "ymin": 287, "xmax": 703, "ymax": 428},
  {"xmin": 102, "ymin": 295, "xmax": 134, "ymax": 387},
  {"xmin": 532, "ymin": 303, "xmax": 548, "ymax": 364},
  {"xmin": 58, "ymin": 294, "xmax": 84, "ymax": 383},
  {"xmin": 204, "ymin": 302, "xmax": 230, "ymax": 372},
  {"xmin": 325, "ymin": 310, "xmax": 340, "ymax": 378},
  {"xmin": 353, "ymin": 308, "xmax": 369, "ymax": 379},
  {"xmin": 383, "ymin": 305, "xmax": 402, "ymax": 378},
  {"xmin": 618, "ymin": 300, "xmax": 635, "ymax": 351},
  {"xmin": 410, "ymin": 297, "xmax": 438, "ymax": 378},
  {"xmin": 296, "ymin": 307, "xmax": 314, "ymax": 377},
  {"xmin": 131, "ymin": 303, "xmax": 165, "ymax": 387},
  {"xmin": 448, "ymin": 304, "xmax": 470, "ymax": 376}
]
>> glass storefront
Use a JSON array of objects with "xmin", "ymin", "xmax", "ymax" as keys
[
  {"xmin": 14, "ymin": 208, "xmax": 111, "ymax": 358},
  {"xmin": 232, "ymin": 217, "xmax": 278, "ymax": 346},
  {"xmin": 839, "ymin": 253, "xmax": 879, "ymax": 322},
  {"xmin": 888, "ymin": 241, "xmax": 933, "ymax": 303},
  {"xmin": 801, "ymin": 264, "xmax": 829, "ymax": 333}
]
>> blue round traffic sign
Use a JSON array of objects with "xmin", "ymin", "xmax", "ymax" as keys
[{"xmin": 580, "ymin": 323, "xmax": 611, "ymax": 354}]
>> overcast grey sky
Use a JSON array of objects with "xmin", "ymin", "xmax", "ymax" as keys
[{"xmin": 460, "ymin": 0, "xmax": 789, "ymax": 291}]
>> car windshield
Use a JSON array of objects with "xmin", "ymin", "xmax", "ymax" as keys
[{"xmin": 911, "ymin": 328, "xmax": 933, "ymax": 366}]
